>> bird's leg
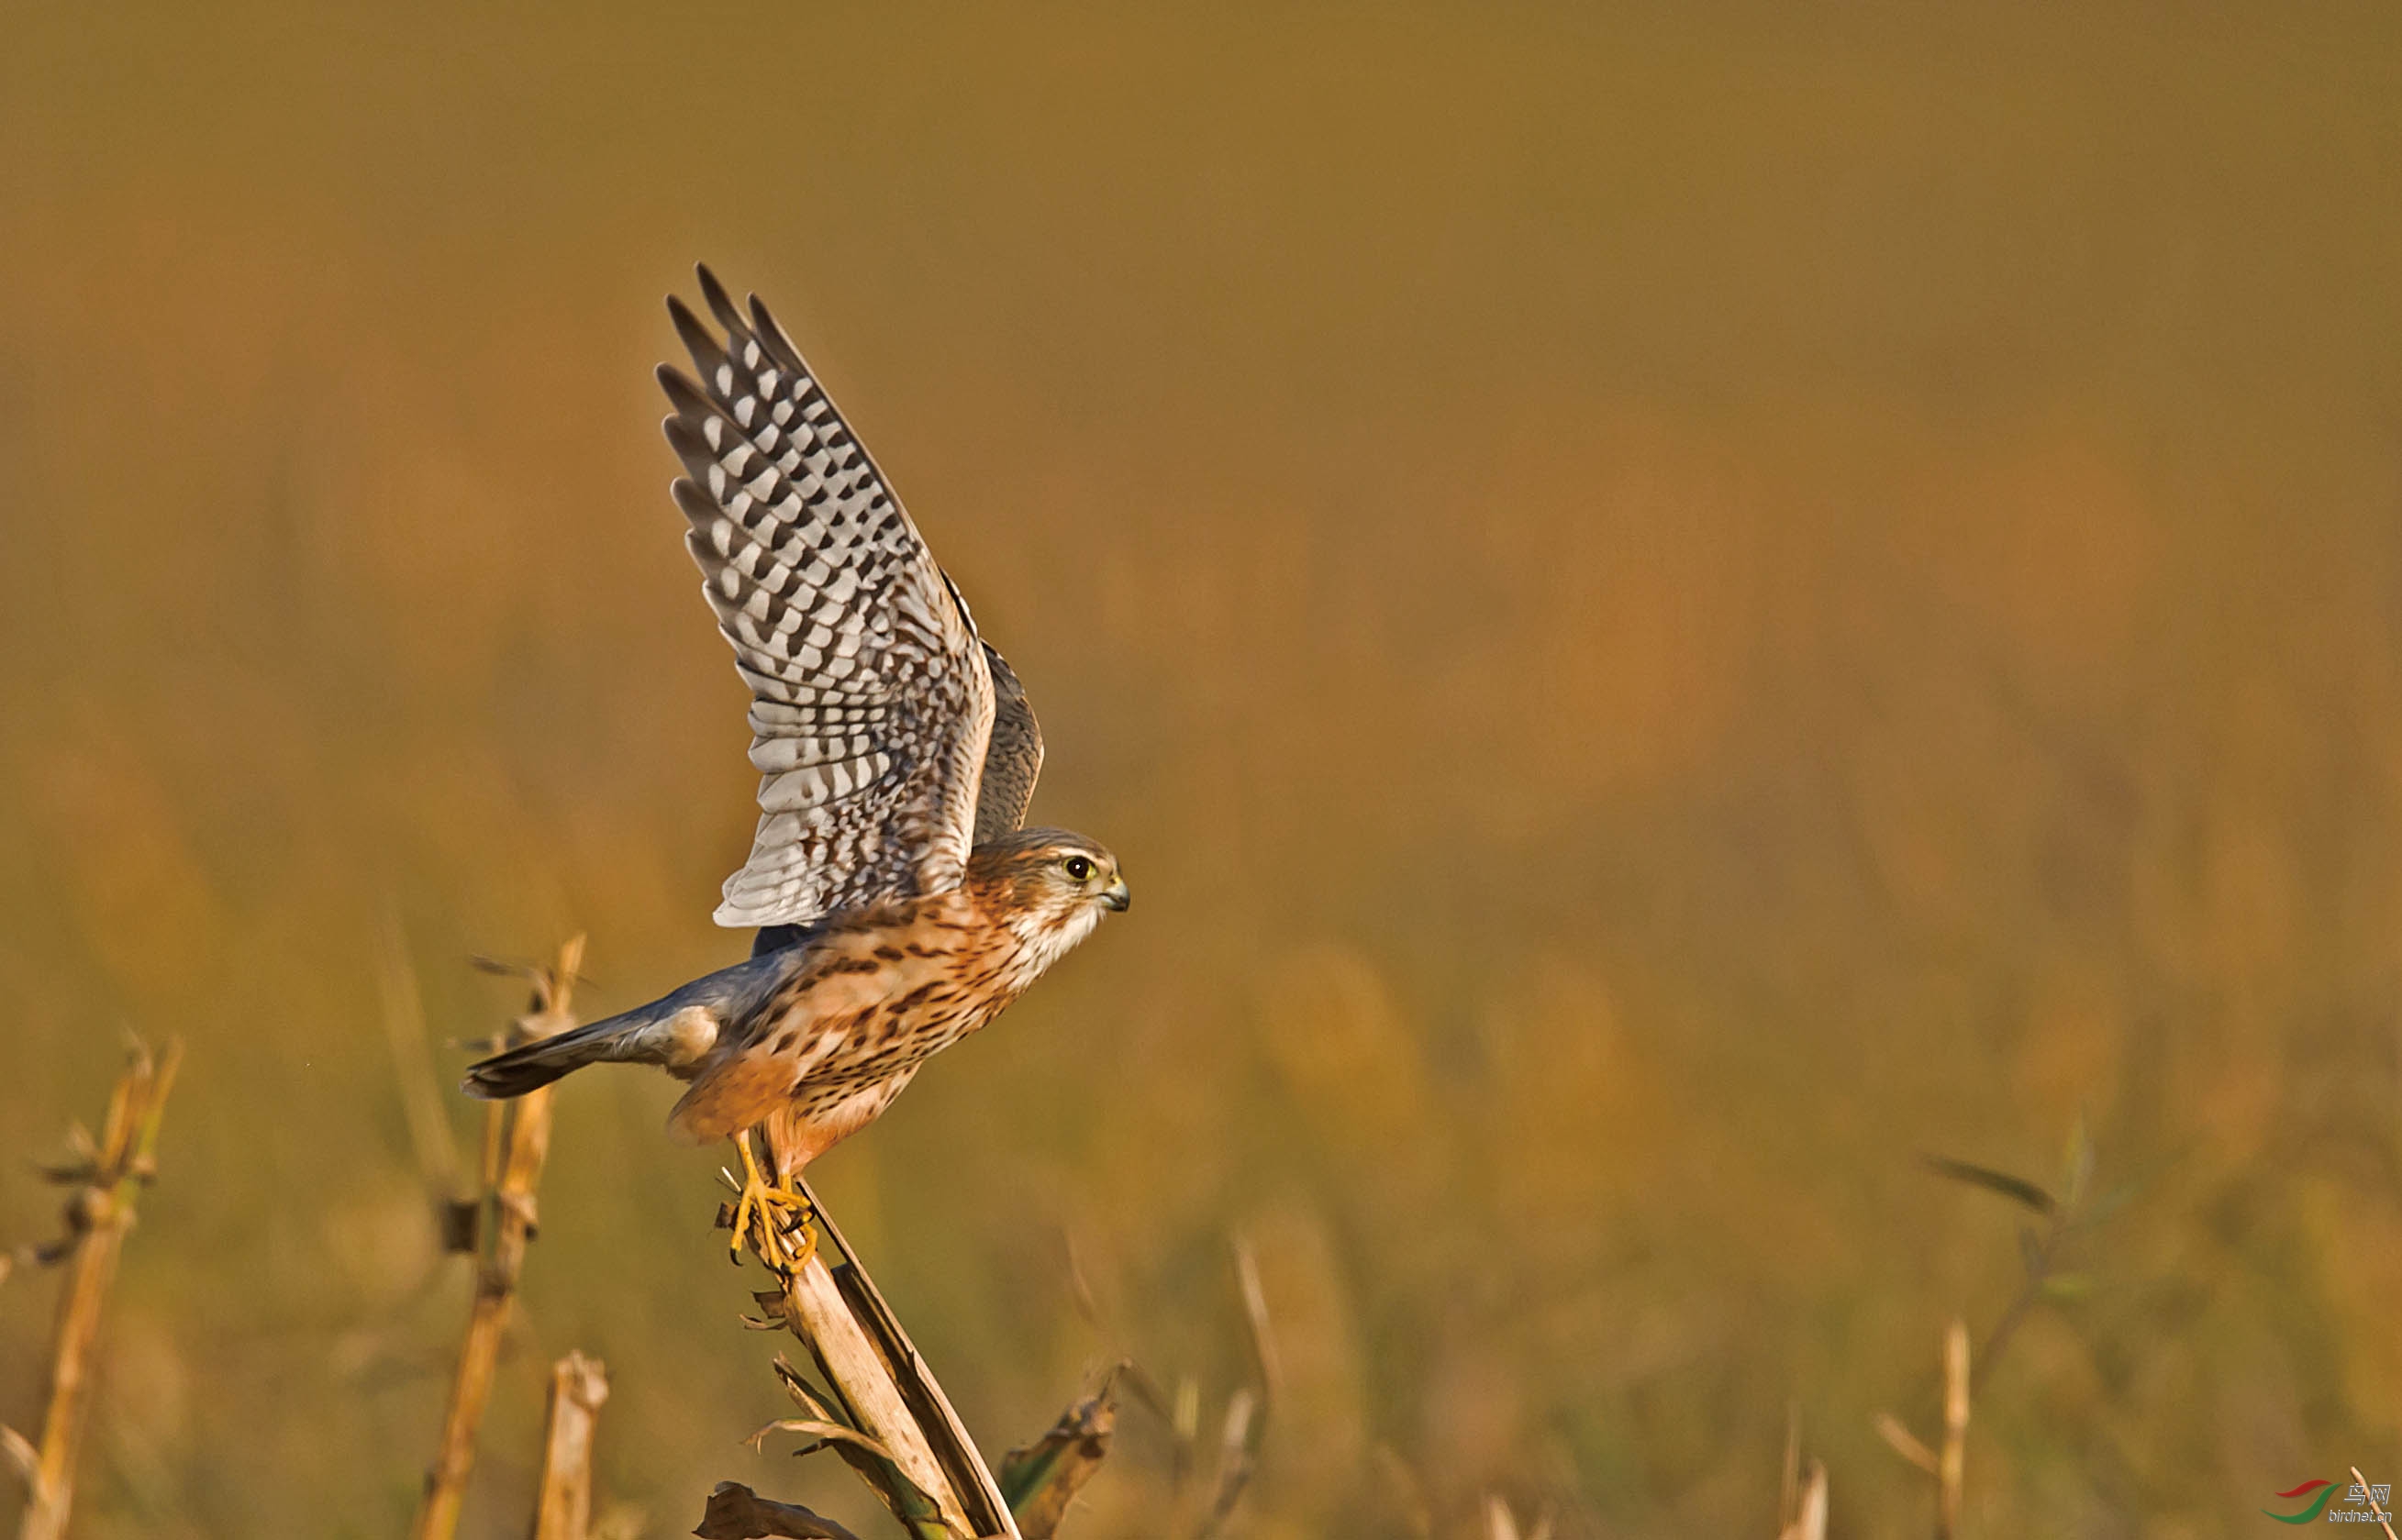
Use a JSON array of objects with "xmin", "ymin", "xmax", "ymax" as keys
[
  {"xmin": 762, "ymin": 1146, "xmax": 820, "ymax": 1273},
  {"xmin": 776, "ymin": 1161, "xmax": 818, "ymax": 1274},
  {"xmin": 727, "ymin": 1132, "xmax": 812, "ymax": 1268}
]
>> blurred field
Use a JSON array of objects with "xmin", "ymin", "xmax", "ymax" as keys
[{"xmin": 4, "ymin": 4, "xmax": 2400, "ymax": 1536}]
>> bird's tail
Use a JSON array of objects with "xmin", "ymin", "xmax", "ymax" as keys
[
  {"xmin": 460, "ymin": 945, "xmax": 795, "ymax": 1102},
  {"xmin": 461, "ymin": 1003, "xmax": 681, "ymax": 1100}
]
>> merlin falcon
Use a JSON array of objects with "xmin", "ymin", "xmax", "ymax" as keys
[{"xmin": 466, "ymin": 267, "xmax": 1128, "ymax": 1265}]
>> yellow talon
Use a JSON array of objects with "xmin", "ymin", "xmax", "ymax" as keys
[
  {"xmin": 784, "ymin": 1202, "xmax": 818, "ymax": 1273},
  {"xmin": 728, "ymin": 1136, "xmax": 815, "ymax": 1270}
]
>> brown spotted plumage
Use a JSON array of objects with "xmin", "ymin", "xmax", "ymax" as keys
[
  {"xmin": 670, "ymin": 828, "xmax": 1125, "ymax": 1161},
  {"xmin": 464, "ymin": 269, "xmax": 1126, "ymax": 1202}
]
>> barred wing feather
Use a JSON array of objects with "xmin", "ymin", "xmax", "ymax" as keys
[
  {"xmin": 974, "ymin": 642, "xmax": 1043, "ymax": 845},
  {"xmin": 660, "ymin": 266, "xmax": 996, "ymax": 928}
]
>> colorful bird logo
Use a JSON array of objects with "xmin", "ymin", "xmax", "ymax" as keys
[{"xmin": 2263, "ymin": 1479, "xmax": 2338, "ymax": 1523}]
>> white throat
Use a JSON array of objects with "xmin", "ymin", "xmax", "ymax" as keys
[{"xmin": 999, "ymin": 901, "xmax": 1105, "ymax": 994}]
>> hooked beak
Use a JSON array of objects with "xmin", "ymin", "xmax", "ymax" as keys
[{"xmin": 1098, "ymin": 877, "xmax": 1131, "ymax": 913}]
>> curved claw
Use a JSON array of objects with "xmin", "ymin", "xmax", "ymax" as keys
[{"xmin": 728, "ymin": 1136, "xmax": 817, "ymax": 1271}]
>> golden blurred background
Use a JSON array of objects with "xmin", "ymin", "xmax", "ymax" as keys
[{"xmin": 4, "ymin": 4, "xmax": 2398, "ymax": 1536}]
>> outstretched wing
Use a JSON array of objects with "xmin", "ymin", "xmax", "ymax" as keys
[{"xmin": 661, "ymin": 266, "xmax": 995, "ymax": 928}]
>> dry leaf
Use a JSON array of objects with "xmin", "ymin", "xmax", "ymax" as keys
[
  {"xmin": 1000, "ymin": 1390, "xmax": 1116, "ymax": 1539},
  {"xmin": 692, "ymin": 1480, "xmax": 865, "ymax": 1540}
]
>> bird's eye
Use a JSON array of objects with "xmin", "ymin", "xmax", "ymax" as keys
[{"xmin": 1062, "ymin": 856, "xmax": 1094, "ymax": 882}]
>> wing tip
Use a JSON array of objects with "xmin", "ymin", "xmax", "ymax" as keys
[
  {"xmin": 696, "ymin": 263, "xmax": 747, "ymax": 336},
  {"xmin": 666, "ymin": 293, "xmax": 724, "ymax": 371},
  {"xmin": 655, "ymin": 360, "xmax": 702, "ymax": 402},
  {"xmin": 747, "ymin": 294, "xmax": 809, "ymax": 374},
  {"xmin": 669, "ymin": 475, "xmax": 717, "ymax": 516},
  {"xmin": 662, "ymin": 416, "xmax": 725, "ymax": 482}
]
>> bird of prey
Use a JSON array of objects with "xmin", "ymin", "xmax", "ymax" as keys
[{"xmin": 465, "ymin": 267, "xmax": 1128, "ymax": 1265}]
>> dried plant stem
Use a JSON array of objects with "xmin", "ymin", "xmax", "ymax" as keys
[
  {"xmin": 773, "ymin": 1256, "xmax": 970, "ymax": 1535},
  {"xmin": 381, "ymin": 914, "xmax": 465, "ymax": 1201},
  {"xmin": 531, "ymin": 1351, "xmax": 611, "ymax": 1540},
  {"xmin": 1937, "ymin": 1320, "xmax": 1968, "ymax": 1540},
  {"xmin": 1778, "ymin": 1402, "xmax": 1800, "ymax": 1534},
  {"xmin": 2352, "ymin": 1467, "xmax": 2400, "ymax": 1540},
  {"xmin": 6, "ymin": 1037, "xmax": 182, "ymax": 1540},
  {"xmin": 1873, "ymin": 1317, "xmax": 1972, "ymax": 1540},
  {"xmin": 749, "ymin": 1164, "xmax": 1021, "ymax": 1540},
  {"xmin": 1185, "ymin": 1237, "xmax": 1277, "ymax": 1540},
  {"xmin": 1477, "ymin": 1493, "xmax": 1550, "ymax": 1540},
  {"xmin": 1775, "ymin": 1402, "xmax": 1826, "ymax": 1540},
  {"xmin": 411, "ymin": 935, "xmax": 585, "ymax": 1540},
  {"xmin": 1193, "ymin": 1391, "xmax": 1256, "ymax": 1540},
  {"xmin": 1778, "ymin": 1460, "xmax": 1828, "ymax": 1540},
  {"xmin": 1874, "ymin": 1413, "xmax": 1937, "ymax": 1477}
]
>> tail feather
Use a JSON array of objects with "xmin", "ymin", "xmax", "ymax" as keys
[
  {"xmin": 460, "ymin": 945, "xmax": 805, "ymax": 1102},
  {"xmin": 462, "ymin": 1014, "xmax": 642, "ymax": 1099}
]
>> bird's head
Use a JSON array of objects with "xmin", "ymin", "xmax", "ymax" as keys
[{"xmin": 966, "ymin": 826, "xmax": 1129, "ymax": 962}]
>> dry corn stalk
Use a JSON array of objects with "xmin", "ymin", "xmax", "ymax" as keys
[
  {"xmin": 740, "ymin": 1166, "xmax": 1021, "ymax": 1540},
  {"xmin": 410, "ymin": 934, "xmax": 585, "ymax": 1540},
  {"xmin": 531, "ymin": 1350, "xmax": 611, "ymax": 1540},
  {"xmin": 3, "ymin": 1037, "xmax": 182, "ymax": 1540}
]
